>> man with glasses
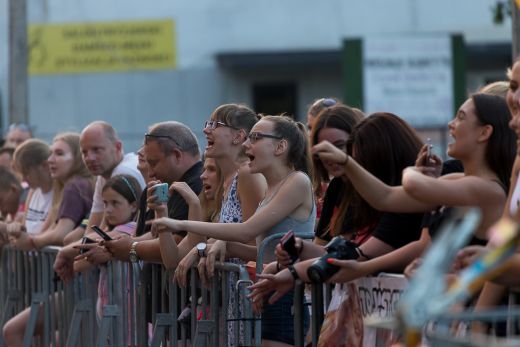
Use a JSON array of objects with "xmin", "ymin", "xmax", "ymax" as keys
[
  {"xmin": 4, "ymin": 123, "xmax": 32, "ymax": 148},
  {"xmin": 104, "ymin": 121, "xmax": 203, "ymax": 262}
]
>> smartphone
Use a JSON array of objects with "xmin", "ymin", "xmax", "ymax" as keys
[
  {"xmin": 152, "ymin": 183, "xmax": 169, "ymax": 203},
  {"xmin": 280, "ymin": 230, "xmax": 299, "ymax": 264},
  {"xmin": 425, "ymin": 138, "xmax": 433, "ymax": 166},
  {"xmin": 91, "ymin": 225, "xmax": 113, "ymax": 241},
  {"xmin": 79, "ymin": 236, "xmax": 96, "ymax": 254}
]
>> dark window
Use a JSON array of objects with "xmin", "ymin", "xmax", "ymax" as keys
[{"xmin": 253, "ymin": 83, "xmax": 297, "ymax": 118}]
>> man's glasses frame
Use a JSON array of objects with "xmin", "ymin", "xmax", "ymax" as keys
[{"xmin": 144, "ymin": 133, "xmax": 180, "ymax": 147}]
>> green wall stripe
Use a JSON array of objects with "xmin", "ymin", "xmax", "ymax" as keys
[
  {"xmin": 451, "ymin": 34, "xmax": 466, "ymax": 113},
  {"xmin": 343, "ymin": 39, "xmax": 363, "ymax": 110}
]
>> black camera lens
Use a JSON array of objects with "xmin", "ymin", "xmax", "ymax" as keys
[{"xmin": 306, "ymin": 237, "xmax": 360, "ymax": 283}]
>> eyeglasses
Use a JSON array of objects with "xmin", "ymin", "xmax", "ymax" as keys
[
  {"xmin": 313, "ymin": 98, "xmax": 337, "ymax": 108},
  {"xmin": 204, "ymin": 120, "xmax": 239, "ymax": 130},
  {"xmin": 144, "ymin": 133, "xmax": 180, "ymax": 147},
  {"xmin": 247, "ymin": 132, "xmax": 283, "ymax": 144}
]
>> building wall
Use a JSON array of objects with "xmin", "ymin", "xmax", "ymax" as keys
[{"xmin": 0, "ymin": 0, "xmax": 512, "ymax": 151}]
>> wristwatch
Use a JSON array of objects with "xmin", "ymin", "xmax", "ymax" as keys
[
  {"xmin": 129, "ymin": 241, "xmax": 139, "ymax": 263},
  {"xmin": 196, "ymin": 242, "xmax": 207, "ymax": 258}
]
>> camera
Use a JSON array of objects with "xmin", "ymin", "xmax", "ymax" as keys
[
  {"xmin": 152, "ymin": 183, "xmax": 169, "ymax": 203},
  {"xmin": 307, "ymin": 236, "xmax": 359, "ymax": 283}
]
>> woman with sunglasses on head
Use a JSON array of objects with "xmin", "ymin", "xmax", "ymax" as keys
[{"xmin": 151, "ymin": 115, "xmax": 314, "ymax": 347}]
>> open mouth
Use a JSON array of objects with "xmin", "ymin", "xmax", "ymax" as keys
[
  {"xmin": 205, "ymin": 136, "xmax": 214, "ymax": 149},
  {"xmin": 203, "ymin": 183, "xmax": 212, "ymax": 193}
]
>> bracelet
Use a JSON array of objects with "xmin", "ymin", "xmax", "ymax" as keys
[{"xmin": 287, "ymin": 264, "xmax": 300, "ymax": 282}]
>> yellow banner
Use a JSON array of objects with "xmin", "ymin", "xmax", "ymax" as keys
[{"xmin": 29, "ymin": 19, "xmax": 176, "ymax": 75}]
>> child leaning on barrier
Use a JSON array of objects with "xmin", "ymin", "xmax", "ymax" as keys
[
  {"xmin": 74, "ymin": 174, "xmax": 142, "ymax": 320},
  {"xmin": 6, "ymin": 139, "xmax": 53, "ymax": 237},
  {"xmin": 8, "ymin": 132, "xmax": 95, "ymax": 251}
]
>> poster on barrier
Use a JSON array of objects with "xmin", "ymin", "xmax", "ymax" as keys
[{"xmin": 318, "ymin": 276, "xmax": 407, "ymax": 347}]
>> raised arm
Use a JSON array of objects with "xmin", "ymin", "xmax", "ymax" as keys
[
  {"xmin": 312, "ymin": 141, "xmax": 433, "ymax": 213},
  {"xmin": 402, "ymin": 167, "xmax": 506, "ymax": 208},
  {"xmin": 151, "ymin": 172, "xmax": 312, "ymax": 243}
]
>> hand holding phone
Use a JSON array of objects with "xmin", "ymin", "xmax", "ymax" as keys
[
  {"xmin": 79, "ymin": 236, "xmax": 96, "ymax": 254},
  {"xmin": 91, "ymin": 225, "xmax": 113, "ymax": 241},
  {"xmin": 152, "ymin": 183, "xmax": 169, "ymax": 203},
  {"xmin": 425, "ymin": 138, "xmax": 434, "ymax": 166},
  {"xmin": 280, "ymin": 230, "xmax": 299, "ymax": 264}
]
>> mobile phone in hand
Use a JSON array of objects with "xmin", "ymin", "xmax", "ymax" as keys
[
  {"xmin": 91, "ymin": 225, "xmax": 113, "ymax": 241},
  {"xmin": 79, "ymin": 236, "xmax": 96, "ymax": 254},
  {"xmin": 425, "ymin": 138, "xmax": 433, "ymax": 166},
  {"xmin": 280, "ymin": 230, "xmax": 298, "ymax": 264},
  {"xmin": 152, "ymin": 183, "xmax": 169, "ymax": 203}
]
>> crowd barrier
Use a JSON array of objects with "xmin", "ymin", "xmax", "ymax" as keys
[
  {"xmin": 0, "ymin": 242, "xmax": 433, "ymax": 347},
  {"xmin": 0, "ymin": 245, "xmax": 258, "ymax": 347}
]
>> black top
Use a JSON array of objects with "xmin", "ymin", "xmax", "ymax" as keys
[
  {"xmin": 135, "ymin": 161, "xmax": 203, "ymax": 237},
  {"xmin": 370, "ymin": 211, "xmax": 424, "ymax": 249},
  {"xmin": 316, "ymin": 176, "xmax": 423, "ymax": 248},
  {"xmin": 315, "ymin": 177, "xmax": 348, "ymax": 241}
]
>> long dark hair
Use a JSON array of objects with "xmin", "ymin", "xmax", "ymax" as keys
[
  {"xmin": 311, "ymin": 104, "xmax": 364, "ymax": 193},
  {"xmin": 472, "ymin": 93, "xmax": 516, "ymax": 191},
  {"xmin": 341, "ymin": 113, "xmax": 423, "ymax": 230}
]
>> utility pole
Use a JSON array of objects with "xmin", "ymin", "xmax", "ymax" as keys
[
  {"xmin": 513, "ymin": 0, "xmax": 520, "ymax": 59},
  {"xmin": 7, "ymin": 0, "xmax": 29, "ymax": 128}
]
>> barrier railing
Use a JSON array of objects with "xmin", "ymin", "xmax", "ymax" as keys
[
  {"xmin": 0, "ymin": 245, "xmax": 259, "ymax": 347},
  {"xmin": 0, "ymin": 243, "xmax": 432, "ymax": 347}
]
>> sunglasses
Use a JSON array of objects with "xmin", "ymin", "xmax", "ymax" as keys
[
  {"xmin": 247, "ymin": 132, "xmax": 283, "ymax": 144},
  {"xmin": 8, "ymin": 123, "xmax": 31, "ymax": 133},
  {"xmin": 204, "ymin": 120, "xmax": 239, "ymax": 130},
  {"xmin": 144, "ymin": 133, "xmax": 180, "ymax": 147}
]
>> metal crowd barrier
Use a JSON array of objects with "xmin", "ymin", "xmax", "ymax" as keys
[
  {"xmin": 0, "ymin": 245, "xmax": 258, "ymax": 347},
  {"xmin": 0, "ymin": 238, "xmax": 414, "ymax": 347}
]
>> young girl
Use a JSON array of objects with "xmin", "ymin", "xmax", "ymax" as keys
[
  {"xmin": 151, "ymin": 115, "xmax": 315, "ymax": 347},
  {"xmin": 74, "ymin": 174, "xmax": 142, "ymax": 320}
]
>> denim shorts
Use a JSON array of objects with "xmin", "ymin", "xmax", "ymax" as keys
[{"xmin": 261, "ymin": 289, "xmax": 310, "ymax": 345}]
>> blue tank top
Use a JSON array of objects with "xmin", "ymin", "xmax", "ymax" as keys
[{"xmin": 255, "ymin": 171, "xmax": 316, "ymax": 263}]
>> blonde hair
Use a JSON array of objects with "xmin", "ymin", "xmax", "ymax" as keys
[
  {"xmin": 478, "ymin": 81, "xmax": 509, "ymax": 98},
  {"xmin": 47, "ymin": 132, "xmax": 94, "ymax": 224}
]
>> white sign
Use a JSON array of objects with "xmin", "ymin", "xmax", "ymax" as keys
[{"xmin": 363, "ymin": 36, "xmax": 454, "ymax": 127}]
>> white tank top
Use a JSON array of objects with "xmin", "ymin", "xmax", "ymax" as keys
[
  {"xmin": 25, "ymin": 188, "xmax": 53, "ymax": 235},
  {"xmin": 510, "ymin": 173, "xmax": 520, "ymax": 216}
]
